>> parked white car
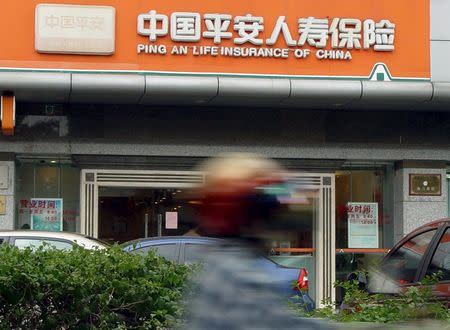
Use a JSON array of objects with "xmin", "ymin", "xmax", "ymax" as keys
[{"xmin": 0, "ymin": 230, "xmax": 107, "ymax": 250}]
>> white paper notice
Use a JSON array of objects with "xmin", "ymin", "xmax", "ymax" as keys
[
  {"xmin": 165, "ymin": 212, "xmax": 178, "ymax": 229},
  {"xmin": 347, "ymin": 202, "xmax": 379, "ymax": 248}
]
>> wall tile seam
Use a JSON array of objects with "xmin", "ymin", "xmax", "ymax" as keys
[
  {"xmin": 400, "ymin": 200, "xmax": 447, "ymax": 203},
  {"xmin": 403, "ymin": 168, "xmax": 447, "ymax": 171},
  {"xmin": 399, "ymin": 202, "xmax": 447, "ymax": 205}
]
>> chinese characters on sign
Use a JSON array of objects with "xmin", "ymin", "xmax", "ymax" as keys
[
  {"xmin": 137, "ymin": 11, "xmax": 395, "ymax": 60},
  {"xmin": 19, "ymin": 199, "xmax": 77, "ymax": 226},
  {"xmin": 44, "ymin": 14, "xmax": 105, "ymax": 31},
  {"xmin": 347, "ymin": 202, "xmax": 379, "ymax": 248},
  {"xmin": 30, "ymin": 198, "xmax": 63, "ymax": 232},
  {"xmin": 25, "ymin": 1, "xmax": 428, "ymax": 78}
]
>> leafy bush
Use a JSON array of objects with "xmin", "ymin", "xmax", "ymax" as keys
[
  {"xmin": 0, "ymin": 244, "xmax": 193, "ymax": 329},
  {"xmin": 293, "ymin": 272, "xmax": 450, "ymax": 323}
]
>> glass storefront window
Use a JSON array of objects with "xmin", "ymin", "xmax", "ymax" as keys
[
  {"xmin": 336, "ymin": 170, "xmax": 387, "ymax": 249},
  {"xmin": 335, "ymin": 165, "xmax": 394, "ymax": 303},
  {"xmin": 15, "ymin": 161, "xmax": 80, "ymax": 232}
]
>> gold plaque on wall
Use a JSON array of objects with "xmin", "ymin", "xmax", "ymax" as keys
[
  {"xmin": 0, "ymin": 195, "xmax": 5, "ymax": 215},
  {"xmin": 409, "ymin": 174, "xmax": 442, "ymax": 196}
]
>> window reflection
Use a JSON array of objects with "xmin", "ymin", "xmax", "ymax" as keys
[
  {"xmin": 14, "ymin": 238, "xmax": 73, "ymax": 251},
  {"xmin": 426, "ymin": 228, "xmax": 450, "ymax": 281},
  {"xmin": 382, "ymin": 229, "xmax": 436, "ymax": 283}
]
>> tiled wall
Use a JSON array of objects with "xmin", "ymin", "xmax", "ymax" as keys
[{"xmin": 431, "ymin": 0, "xmax": 450, "ymax": 81}]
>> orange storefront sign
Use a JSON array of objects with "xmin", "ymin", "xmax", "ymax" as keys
[{"xmin": 0, "ymin": 0, "xmax": 430, "ymax": 79}]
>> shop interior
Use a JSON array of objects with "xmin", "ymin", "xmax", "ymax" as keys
[{"xmin": 98, "ymin": 187, "xmax": 199, "ymax": 244}]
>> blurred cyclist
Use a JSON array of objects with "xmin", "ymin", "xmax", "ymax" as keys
[{"xmin": 183, "ymin": 153, "xmax": 333, "ymax": 330}]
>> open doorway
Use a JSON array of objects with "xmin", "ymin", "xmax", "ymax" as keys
[
  {"xmin": 98, "ymin": 187, "xmax": 199, "ymax": 244},
  {"xmin": 81, "ymin": 169, "xmax": 335, "ymax": 305}
]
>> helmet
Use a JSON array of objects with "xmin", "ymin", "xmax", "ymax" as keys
[{"xmin": 196, "ymin": 153, "xmax": 284, "ymax": 237}]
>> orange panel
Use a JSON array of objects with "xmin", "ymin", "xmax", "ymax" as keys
[
  {"xmin": 336, "ymin": 248, "xmax": 390, "ymax": 254},
  {"xmin": 0, "ymin": 0, "xmax": 430, "ymax": 79},
  {"xmin": 273, "ymin": 248, "xmax": 316, "ymax": 253},
  {"xmin": 1, "ymin": 95, "xmax": 15, "ymax": 136}
]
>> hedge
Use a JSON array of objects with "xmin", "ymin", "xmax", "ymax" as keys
[
  {"xmin": 0, "ymin": 244, "xmax": 193, "ymax": 329},
  {"xmin": 293, "ymin": 273, "xmax": 450, "ymax": 323}
]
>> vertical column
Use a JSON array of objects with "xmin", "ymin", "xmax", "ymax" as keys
[
  {"xmin": 394, "ymin": 161, "xmax": 448, "ymax": 242},
  {"xmin": 315, "ymin": 175, "xmax": 336, "ymax": 306},
  {"xmin": 0, "ymin": 161, "xmax": 15, "ymax": 230},
  {"xmin": 80, "ymin": 171, "xmax": 97, "ymax": 236}
]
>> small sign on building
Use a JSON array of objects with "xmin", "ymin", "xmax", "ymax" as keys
[
  {"xmin": 35, "ymin": 4, "xmax": 116, "ymax": 55},
  {"xmin": 409, "ymin": 174, "xmax": 442, "ymax": 196},
  {"xmin": 0, "ymin": 195, "xmax": 6, "ymax": 215}
]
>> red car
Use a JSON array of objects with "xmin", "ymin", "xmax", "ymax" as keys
[{"xmin": 368, "ymin": 218, "xmax": 450, "ymax": 302}]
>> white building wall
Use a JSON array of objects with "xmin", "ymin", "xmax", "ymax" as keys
[
  {"xmin": 394, "ymin": 165, "xmax": 448, "ymax": 243},
  {"xmin": 431, "ymin": 0, "xmax": 450, "ymax": 81},
  {"xmin": 0, "ymin": 161, "xmax": 15, "ymax": 230}
]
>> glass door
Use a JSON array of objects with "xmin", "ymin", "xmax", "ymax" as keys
[{"xmin": 269, "ymin": 187, "xmax": 319, "ymax": 302}]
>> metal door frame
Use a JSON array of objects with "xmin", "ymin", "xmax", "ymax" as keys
[
  {"xmin": 80, "ymin": 169, "xmax": 205, "ymax": 238},
  {"xmin": 287, "ymin": 173, "xmax": 336, "ymax": 305},
  {"xmin": 80, "ymin": 169, "xmax": 335, "ymax": 303}
]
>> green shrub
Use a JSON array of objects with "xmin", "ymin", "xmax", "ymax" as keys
[
  {"xmin": 295, "ymin": 272, "xmax": 450, "ymax": 323},
  {"xmin": 0, "ymin": 244, "xmax": 193, "ymax": 329}
]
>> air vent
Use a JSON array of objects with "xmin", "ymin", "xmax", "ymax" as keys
[
  {"xmin": 288, "ymin": 175, "xmax": 322, "ymax": 186},
  {"xmin": 95, "ymin": 172, "xmax": 204, "ymax": 185}
]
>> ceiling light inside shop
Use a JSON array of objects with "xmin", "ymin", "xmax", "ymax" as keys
[{"xmin": 50, "ymin": 160, "xmax": 57, "ymax": 163}]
